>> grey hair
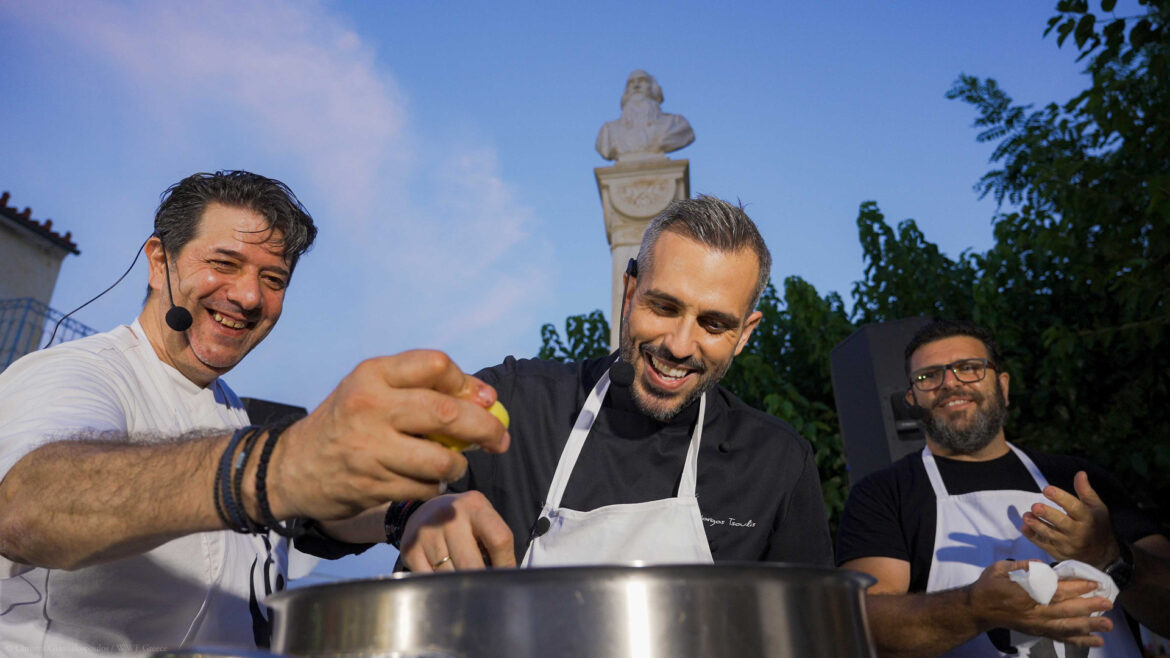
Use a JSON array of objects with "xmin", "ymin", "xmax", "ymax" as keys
[
  {"xmin": 635, "ymin": 195, "xmax": 772, "ymax": 312},
  {"xmin": 620, "ymin": 70, "xmax": 664, "ymax": 108}
]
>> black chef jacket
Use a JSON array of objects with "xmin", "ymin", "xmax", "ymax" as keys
[{"xmin": 452, "ymin": 353, "xmax": 834, "ymax": 566}]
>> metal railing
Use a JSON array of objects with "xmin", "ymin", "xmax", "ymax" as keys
[{"xmin": 0, "ymin": 298, "xmax": 96, "ymax": 372}]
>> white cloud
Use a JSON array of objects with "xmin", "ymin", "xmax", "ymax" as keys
[
  {"xmin": 3, "ymin": 0, "xmax": 554, "ymax": 386},
  {"xmin": 349, "ymin": 145, "xmax": 553, "ymax": 360},
  {"xmin": 9, "ymin": 0, "xmax": 408, "ymax": 219}
]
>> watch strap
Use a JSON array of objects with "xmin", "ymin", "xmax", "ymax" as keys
[{"xmin": 1104, "ymin": 539, "xmax": 1135, "ymax": 591}]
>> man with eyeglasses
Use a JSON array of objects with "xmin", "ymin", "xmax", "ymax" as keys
[{"xmin": 835, "ymin": 319, "xmax": 1169, "ymax": 657}]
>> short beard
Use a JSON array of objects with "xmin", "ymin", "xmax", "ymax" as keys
[
  {"xmin": 920, "ymin": 380, "xmax": 1009, "ymax": 455},
  {"xmin": 619, "ymin": 311, "xmax": 730, "ymax": 422}
]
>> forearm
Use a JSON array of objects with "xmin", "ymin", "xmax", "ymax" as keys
[
  {"xmin": 0, "ymin": 434, "xmax": 227, "ymax": 570},
  {"xmin": 866, "ymin": 589, "xmax": 982, "ymax": 658},
  {"xmin": 317, "ymin": 504, "xmax": 391, "ymax": 544}
]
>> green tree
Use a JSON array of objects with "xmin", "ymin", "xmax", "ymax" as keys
[
  {"xmin": 850, "ymin": 202, "xmax": 977, "ymax": 325},
  {"xmin": 537, "ymin": 309, "xmax": 611, "ymax": 363}
]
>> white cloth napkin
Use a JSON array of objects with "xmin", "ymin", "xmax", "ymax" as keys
[
  {"xmin": 1008, "ymin": 559, "xmax": 1120, "ymax": 606},
  {"xmin": 1007, "ymin": 560, "xmax": 1119, "ymax": 657}
]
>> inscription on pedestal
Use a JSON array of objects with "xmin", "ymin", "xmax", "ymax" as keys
[{"xmin": 611, "ymin": 178, "xmax": 677, "ymax": 219}]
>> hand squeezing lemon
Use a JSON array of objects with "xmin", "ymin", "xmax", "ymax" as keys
[{"xmin": 427, "ymin": 400, "xmax": 510, "ymax": 451}]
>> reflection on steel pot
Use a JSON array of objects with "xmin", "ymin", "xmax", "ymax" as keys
[
  {"xmin": 269, "ymin": 563, "xmax": 876, "ymax": 658},
  {"xmin": 150, "ymin": 647, "xmax": 280, "ymax": 658}
]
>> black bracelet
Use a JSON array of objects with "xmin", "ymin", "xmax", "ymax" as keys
[
  {"xmin": 254, "ymin": 420, "xmax": 304, "ymax": 538},
  {"xmin": 215, "ymin": 426, "xmax": 254, "ymax": 532},
  {"xmin": 384, "ymin": 500, "xmax": 423, "ymax": 547},
  {"xmin": 229, "ymin": 427, "xmax": 265, "ymax": 534}
]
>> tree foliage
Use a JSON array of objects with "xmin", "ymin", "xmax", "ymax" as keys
[
  {"xmin": 537, "ymin": 310, "xmax": 611, "ymax": 363},
  {"xmin": 539, "ymin": 0, "xmax": 1170, "ymax": 528},
  {"xmin": 850, "ymin": 202, "xmax": 978, "ymax": 325},
  {"xmin": 952, "ymin": 0, "xmax": 1170, "ymax": 515}
]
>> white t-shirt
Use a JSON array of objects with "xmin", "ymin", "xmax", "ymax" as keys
[{"xmin": 0, "ymin": 321, "xmax": 302, "ymax": 656}]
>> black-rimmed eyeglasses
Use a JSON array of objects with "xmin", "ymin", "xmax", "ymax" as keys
[{"xmin": 909, "ymin": 358, "xmax": 995, "ymax": 392}]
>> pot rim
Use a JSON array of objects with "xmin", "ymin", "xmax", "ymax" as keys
[{"xmin": 271, "ymin": 561, "xmax": 875, "ymax": 605}]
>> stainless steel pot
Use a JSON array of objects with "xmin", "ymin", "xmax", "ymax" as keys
[{"xmin": 269, "ymin": 563, "xmax": 875, "ymax": 657}]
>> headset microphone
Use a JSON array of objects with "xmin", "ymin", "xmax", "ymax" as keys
[
  {"xmin": 165, "ymin": 305, "xmax": 193, "ymax": 333},
  {"xmin": 159, "ymin": 240, "xmax": 193, "ymax": 332},
  {"xmin": 610, "ymin": 361, "xmax": 635, "ymax": 387},
  {"xmin": 610, "ymin": 258, "xmax": 639, "ymax": 387}
]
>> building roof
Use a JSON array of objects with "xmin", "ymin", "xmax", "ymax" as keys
[{"xmin": 0, "ymin": 191, "xmax": 80, "ymax": 255}]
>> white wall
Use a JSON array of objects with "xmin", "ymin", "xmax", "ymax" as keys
[{"xmin": 0, "ymin": 219, "xmax": 67, "ymax": 305}]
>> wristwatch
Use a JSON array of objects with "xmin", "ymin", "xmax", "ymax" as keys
[
  {"xmin": 1103, "ymin": 540, "xmax": 1135, "ymax": 591},
  {"xmin": 384, "ymin": 500, "xmax": 422, "ymax": 547}
]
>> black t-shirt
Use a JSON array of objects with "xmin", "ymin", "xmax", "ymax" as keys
[
  {"xmin": 835, "ymin": 447, "xmax": 1164, "ymax": 592},
  {"xmin": 453, "ymin": 354, "xmax": 834, "ymax": 566}
]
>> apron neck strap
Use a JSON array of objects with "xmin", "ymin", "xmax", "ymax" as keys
[
  {"xmin": 542, "ymin": 367, "xmax": 707, "ymax": 509},
  {"xmin": 922, "ymin": 442, "xmax": 1049, "ymax": 497}
]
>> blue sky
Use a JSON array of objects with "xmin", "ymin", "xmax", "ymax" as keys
[{"xmin": 0, "ymin": 1, "xmax": 1111, "ymax": 580}]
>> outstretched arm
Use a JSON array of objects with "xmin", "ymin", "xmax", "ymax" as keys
[
  {"xmin": 0, "ymin": 433, "xmax": 229, "ymax": 571},
  {"xmin": 0, "ymin": 350, "xmax": 508, "ymax": 572}
]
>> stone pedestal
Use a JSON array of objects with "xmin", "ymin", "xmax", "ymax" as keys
[{"xmin": 594, "ymin": 158, "xmax": 689, "ymax": 349}]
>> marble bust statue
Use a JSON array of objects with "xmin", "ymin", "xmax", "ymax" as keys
[{"xmin": 595, "ymin": 70, "xmax": 694, "ymax": 163}]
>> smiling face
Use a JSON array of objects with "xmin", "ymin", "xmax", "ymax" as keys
[
  {"xmin": 619, "ymin": 231, "xmax": 762, "ymax": 421},
  {"xmin": 906, "ymin": 335, "xmax": 1011, "ymax": 459},
  {"xmin": 142, "ymin": 202, "xmax": 290, "ymax": 386}
]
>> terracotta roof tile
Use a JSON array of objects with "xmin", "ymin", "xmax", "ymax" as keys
[{"xmin": 0, "ymin": 191, "xmax": 80, "ymax": 255}]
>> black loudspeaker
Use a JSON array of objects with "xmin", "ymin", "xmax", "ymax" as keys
[
  {"xmin": 241, "ymin": 397, "xmax": 308, "ymax": 426},
  {"xmin": 830, "ymin": 316, "xmax": 930, "ymax": 486}
]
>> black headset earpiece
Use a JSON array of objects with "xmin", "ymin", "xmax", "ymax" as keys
[
  {"xmin": 157, "ymin": 234, "xmax": 193, "ymax": 332},
  {"xmin": 619, "ymin": 258, "xmax": 638, "ymax": 324},
  {"xmin": 610, "ymin": 258, "xmax": 639, "ymax": 387}
]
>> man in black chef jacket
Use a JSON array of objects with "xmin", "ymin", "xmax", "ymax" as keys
[{"xmin": 390, "ymin": 194, "xmax": 834, "ymax": 570}]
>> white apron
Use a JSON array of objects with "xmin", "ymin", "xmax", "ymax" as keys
[
  {"xmin": 923, "ymin": 444, "xmax": 1139, "ymax": 658},
  {"xmin": 521, "ymin": 366, "xmax": 714, "ymax": 567}
]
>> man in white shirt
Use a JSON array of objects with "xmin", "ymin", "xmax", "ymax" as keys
[{"xmin": 0, "ymin": 171, "xmax": 509, "ymax": 655}]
